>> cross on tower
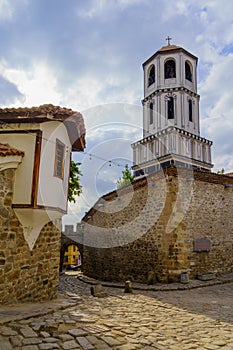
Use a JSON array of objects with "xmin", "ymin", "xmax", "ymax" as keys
[{"xmin": 166, "ymin": 36, "xmax": 172, "ymax": 46}]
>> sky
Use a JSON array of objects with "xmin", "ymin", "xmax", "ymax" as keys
[{"xmin": 0, "ymin": 0, "xmax": 232, "ymax": 227}]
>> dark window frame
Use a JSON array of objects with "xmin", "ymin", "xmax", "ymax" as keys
[
  {"xmin": 165, "ymin": 59, "xmax": 176, "ymax": 79},
  {"xmin": 185, "ymin": 61, "xmax": 192, "ymax": 82},
  {"xmin": 149, "ymin": 102, "xmax": 154, "ymax": 124},
  {"xmin": 148, "ymin": 65, "xmax": 155, "ymax": 86},
  {"xmin": 168, "ymin": 97, "xmax": 174, "ymax": 119},
  {"xmin": 54, "ymin": 139, "xmax": 65, "ymax": 179},
  {"xmin": 188, "ymin": 99, "xmax": 193, "ymax": 122}
]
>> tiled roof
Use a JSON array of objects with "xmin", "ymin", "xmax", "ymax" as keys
[
  {"xmin": 143, "ymin": 44, "xmax": 198, "ymax": 66},
  {"xmin": 0, "ymin": 104, "xmax": 75, "ymax": 118},
  {"xmin": 157, "ymin": 44, "xmax": 182, "ymax": 52},
  {"xmin": 0, "ymin": 104, "xmax": 86, "ymax": 152},
  {"xmin": 0, "ymin": 143, "xmax": 24, "ymax": 157},
  {"xmin": 226, "ymin": 172, "xmax": 233, "ymax": 177}
]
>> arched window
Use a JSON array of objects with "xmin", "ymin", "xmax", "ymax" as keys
[
  {"xmin": 188, "ymin": 100, "xmax": 193, "ymax": 122},
  {"xmin": 165, "ymin": 59, "xmax": 176, "ymax": 79},
  {"xmin": 149, "ymin": 102, "xmax": 153, "ymax": 124},
  {"xmin": 168, "ymin": 97, "xmax": 174, "ymax": 119},
  {"xmin": 185, "ymin": 61, "xmax": 192, "ymax": 82},
  {"xmin": 148, "ymin": 65, "xmax": 155, "ymax": 86}
]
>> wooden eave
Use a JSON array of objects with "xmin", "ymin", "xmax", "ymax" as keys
[{"xmin": 0, "ymin": 104, "xmax": 86, "ymax": 152}]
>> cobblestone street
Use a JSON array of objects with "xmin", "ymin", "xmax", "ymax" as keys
[{"xmin": 0, "ymin": 272, "xmax": 232, "ymax": 350}]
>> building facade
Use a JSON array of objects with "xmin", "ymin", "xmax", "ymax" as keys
[
  {"xmin": 132, "ymin": 41, "xmax": 213, "ymax": 176},
  {"xmin": 0, "ymin": 104, "xmax": 85, "ymax": 303}
]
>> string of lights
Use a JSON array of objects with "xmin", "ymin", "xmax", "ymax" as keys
[
  {"xmin": 82, "ymin": 151, "xmax": 133, "ymax": 168},
  {"xmin": 0, "ymin": 119, "xmax": 132, "ymax": 169}
]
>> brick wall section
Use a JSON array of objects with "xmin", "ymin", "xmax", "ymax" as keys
[
  {"xmin": 82, "ymin": 166, "xmax": 233, "ymax": 283},
  {"xmin": 0, "ymin": 169, "xmax": 61, "ymax": 304}
]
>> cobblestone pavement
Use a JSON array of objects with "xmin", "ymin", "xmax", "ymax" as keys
[{"xmin": 0, "ymin": 272, "xmax": 232, "ymax": 350}]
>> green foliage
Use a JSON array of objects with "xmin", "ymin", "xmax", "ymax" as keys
[
  {"xmin": 68, "ymin": 160, "xmax": 82, "ymax": 203},
  {"xmin": 116, "ymin": 164, "xmax": 134, "ymax": 189},
  {"xmin": 217, "ymin": 168, "xmax": 225, "ymax": 174}
]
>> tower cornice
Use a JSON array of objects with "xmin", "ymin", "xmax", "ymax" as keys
[
  {"xmin": 132, "ymin": 126, "xmax": 213, "ymax": 148},
  {"xmin": 142, "ymin": 86, "xmax": 200, "ymax": 103}
]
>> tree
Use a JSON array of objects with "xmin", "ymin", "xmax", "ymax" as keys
[
  {"xmin": 116, "ymin": 164, "xmax": 134, "ymax": 189},
  {"xmin": 217, "ymin": 168, "xmax": 225, "ymax": 174},
  {"xmin": 68, "ymin": 160, "xmax": 82, "ymax": 203}
]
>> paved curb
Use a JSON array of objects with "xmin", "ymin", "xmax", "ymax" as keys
[
  {"xmin": 0, "ymin": 297, "xmax": 81, "ymax": 325},
  {"xmin": 78, "ymin": 272, "xmax": 233, "ymax": 291}
]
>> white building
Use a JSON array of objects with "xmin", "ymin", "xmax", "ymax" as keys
[
  {"xmin": 131, "ymin": 39, "xmax": 213, "ymax": 176},
  {"xmin": 0, "ymin": 104, "xmax": 85, "ymax": 249}
]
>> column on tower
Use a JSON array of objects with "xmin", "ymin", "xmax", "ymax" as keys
[{"xmin": 142, "ymin": 101, "xmax": 148, "ymax": 138}]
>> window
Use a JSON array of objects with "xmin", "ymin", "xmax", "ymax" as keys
[
  {"xmin": 185, "ymin": 61, "xmax": 192, "ymax": 82},
  {"xmin": 168, "ymin": 97, "xmax": 174, "ymax": 119},
  {"xmin": 165, "ymin": 59, "xmax": 176, "ymax": 79},
  {"xmin": 149, "ymin": 102, "xmax": 153, "ymax": 124},
  {"xmin": 54, "ymin": 139, "xmax": 65, "ymax": 179},
  {"xmin": 188, "ymin": 100, "xmax": 193, "ymax": 122},
  {"xmin": 148, "ymin": 65, "xmax": 155, "ymax": 86}
]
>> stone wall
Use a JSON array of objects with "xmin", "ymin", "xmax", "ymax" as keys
[
  {"xmin": 0, "ymin": 168, "xmax": 61, "ymax": 304},
  {"xmin": 82, "ymin": 166, "xmax": 233, "ymax": 283}
]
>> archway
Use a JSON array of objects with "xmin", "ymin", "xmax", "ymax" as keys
[{"xmin": 60, "ymin": 233, "xmax": 83, "ymax": 272}]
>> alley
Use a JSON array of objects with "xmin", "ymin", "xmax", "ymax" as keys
[{"xmin": 0, "ymin": 273, "xmax": 232, "ymax": 350}]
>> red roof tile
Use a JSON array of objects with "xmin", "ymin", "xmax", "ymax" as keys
[
  {"xmin": 0, "ymin": 104, "xmax": 75, "ymax": 118},
  {"xmin": 0, "ymin": 143, "xmax": 24, "ymax": 157},
  {"xmin": 226, "ymin": 172, "xmax": 233, "ymax": 177}
]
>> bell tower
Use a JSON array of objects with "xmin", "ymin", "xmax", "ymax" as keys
[{"xmin": 132, "ymin": 38, "xmax": 213, "ymax": 176}]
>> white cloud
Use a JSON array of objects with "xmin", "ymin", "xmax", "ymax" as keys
[
  {"xmin": 76, "ymin": 0, "xmax": 145, "ymax": 18},
  {"xmin": 197, "ymin": 53, "xmax": 233, "ymax": 173},
  {"xmin": 76, "ymin": 0, "xmax": 109, "ymax": 19},
  {"xmin": 0, "ymin": 0, "xmax": 14, "ymax": 19},
  {"xmin": 0, "ymin": 60, "xmax": 61, "ymax": 107},
  {"xmin": 0, "ymin": 0, "xmax": 28, "ymax": 20},
  {"xmin": 117, "ymin": 0, "xmax": 145, "ymax": 9},
  {"xmin": 200, "ymin": 54, "xmax": 233, "ymax": 117},
  {"xmin": 59, "ymin": 73, "xmax": 141, "ymax": 112}
]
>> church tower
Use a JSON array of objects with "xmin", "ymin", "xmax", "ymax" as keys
[{"xmin": 132, "ymin": 38, "xmax": 213, "ymax": 176}]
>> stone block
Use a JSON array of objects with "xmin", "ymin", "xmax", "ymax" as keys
[
  {"xmin": 20, "ymin": 327, "xmax": 38, "ymax": 338},
  {"xmin": 76, "ymin": 337, "xmax": 95, "ymax": 349},
  {"xmin": 0, "ymin": 337, "xmax": 13, "ymax": 350},
  {"xmin": 90, "ymin": 284, "xmax": 108, "ymax": 297},
  {"xmin": 197, "ymin": 273, "xmax": 216, "ymax": 281},
  {"xmin": 147, "ymin": 270, "xmax": 156, "ymax": 285},
  {"xmin": 124, "ymin": 280, "xmax": 133, "ymax": 293}
]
